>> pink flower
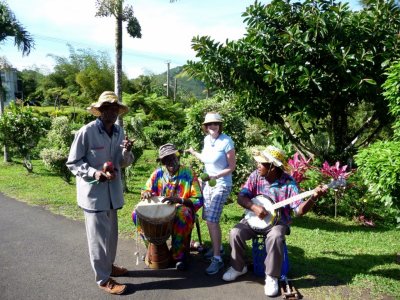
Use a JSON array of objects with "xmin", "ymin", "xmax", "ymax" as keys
[
  {"xmin": 288, "ymin": 152, "xmax": 312, "ymax": 183},
  {"xmin": 320, "ymin": 161, "xmax": 351, "ymax": 180}
]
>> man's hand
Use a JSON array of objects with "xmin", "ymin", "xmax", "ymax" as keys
[
  {"xmin": 162, "ymin": 196, "xmax": 182, "ymax": 205},
  {"xmin": 311, "ymin": 184, "xmax": 329, "ymax": 202},
  {"xmin": 94, "ymin": 171, "xmax": 108, "ymax": 182},
  {"xmin": 141, "ymin": 191, "xmax": 152, "ymax": 200},
  {"xmin": 252, "ymin": 204, "xmax": 269, "ymax": 220},
  {"xmin": 121, "ymin": 136, "xmax": 134, "ymax": 152}
]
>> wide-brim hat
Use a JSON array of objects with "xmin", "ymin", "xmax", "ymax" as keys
[
  {"xmin": 87, "ymin": 91, "xmax": 129, "ymax": 117},
  {"xmin": 253, "ymin": 145, "xmax": 290, "ymax": 172},
  {"xmin": 158, "ymin": 143, "xmax": 178, "ymax": 160},
  {"xmin": 202, "ymin": 112, "xmax": 223, "ymax": 124}
]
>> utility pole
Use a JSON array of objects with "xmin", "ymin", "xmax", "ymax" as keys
[
  {"xmin": 166, "ymin": 61, "xmax": 170, "ymax": 97},
  {"xmin": 173, "ymin": 78, "xmax": 177, "ymax": 102}
]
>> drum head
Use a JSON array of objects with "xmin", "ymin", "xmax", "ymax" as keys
[{"xmin": 136, "ymin": 196, "xmax": 176, "ymax": 222}]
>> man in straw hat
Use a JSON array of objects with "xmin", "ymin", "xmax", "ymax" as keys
[
  {"xmin": 132, "ymin": 143, "xmax": 203, "ymax": 271},
  {"xmin": 67, "ymin": 91, "xmax": 134, "ymax": 295},
  {"xmin": 222, "ymin": 145, "xmax": 327, "ymax": 297}
]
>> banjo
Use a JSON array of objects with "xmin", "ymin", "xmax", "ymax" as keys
[{"xmin": 245, "ymin": 178, "xmax": 346, "ymax": 232}]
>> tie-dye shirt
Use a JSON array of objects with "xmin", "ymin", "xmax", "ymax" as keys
[
  {"xmin": 142, "ymin": 165, "xmax": 203, "ymax": 212},
  {"xmin": 239, "ymin": 170, "xmax": 300, "ymax": 225}
]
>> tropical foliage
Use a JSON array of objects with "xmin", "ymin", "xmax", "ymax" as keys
[
  {"xmin": 185, "ymin": 0, "xmax": 400, "ymax": 162},
  {"xmin": 0, "ymin": 102, "xmax": 48, "ymax": 171},
  {"xmin": 0, "ymin": 0, "xmax": 34, "ymax": 55},
  {"xmin": 40, "ymin": 116, "xmax": 74, "ymax": 182}
]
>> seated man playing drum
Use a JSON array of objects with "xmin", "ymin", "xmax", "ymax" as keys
[
  {"xmin": 132, "ymin": 143, "xmax": 203, "ymax": 270},
  {"xmin": 222, "ymin": 145, "xmax": 327, "ymax": 297}
]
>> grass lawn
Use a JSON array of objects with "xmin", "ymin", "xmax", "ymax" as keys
[{"xmin": 0, "ymin": 150, "xmax": 399, "ymax": 299}]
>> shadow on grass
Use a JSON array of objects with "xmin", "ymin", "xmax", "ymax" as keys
[
  {"xmin": 287, "ymin": 245, "xmax": 400, "ymax": 289},
  {"xmin": 292, "ymin": 215, "xmax": 392, "ymax": 233}
]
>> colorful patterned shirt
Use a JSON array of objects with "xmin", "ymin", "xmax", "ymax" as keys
[
  {"xmin": 239, "ymin": 170, "xmax": 300, "ymax": 225},
  {"xmin": 142, "ymin": 165, "xmax": 203, "ymax": 213}
]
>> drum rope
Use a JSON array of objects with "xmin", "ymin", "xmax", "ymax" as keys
[{"xmin": 135, "ymin": 217, "xmax": 141, "ymax": 265}]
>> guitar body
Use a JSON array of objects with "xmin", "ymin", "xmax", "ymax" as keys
[{"xmin": 245, "ymin": 195, "xmax": 280, "ymax": 233}]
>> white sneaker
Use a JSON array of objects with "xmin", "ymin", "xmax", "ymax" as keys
[
  {"xmin": 264, "ymin": 275, "xmax": 279, "ymax": 297},
  {"xmin": 222, "ymin": 266, "xmax": 248, "ymax": 281}
]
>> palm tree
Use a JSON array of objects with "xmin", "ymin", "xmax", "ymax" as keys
[
  {"xmin": 0, "ymin": 1, "xmax": 34, "ymax": 56},
  {"xmin": 95, "ymin": 0, "xmax": 141, "ymax": 127},
  {"xmin": 0, "ymin": 1, "xmax": 34, "ymax": 162}
]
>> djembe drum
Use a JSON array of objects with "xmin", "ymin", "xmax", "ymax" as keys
[{"xmin": 135, "ymin": 196, "xmax": 176, "ymax": 269}]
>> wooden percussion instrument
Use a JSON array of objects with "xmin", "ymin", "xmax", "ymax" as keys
[{"xmin": 135, "ymin": 196, "xmax": 176, "ymax": 269}]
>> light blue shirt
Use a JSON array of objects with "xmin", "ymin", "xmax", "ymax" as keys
[
  {"xmin": 66, "ymin": 119, "xmax": 134, "ymax": 211},
  {"xmin": 201, "ymin": 133, "xmax": 234, "ymax": 187}
]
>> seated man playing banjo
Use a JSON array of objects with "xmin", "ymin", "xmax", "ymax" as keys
[
  {"xmin": 222, "ymin": 145, "xmax": 327, "ymax": 297},
  {"xmin": 132, "ymin": 143, "xmax": 203, "ymax": 270}
]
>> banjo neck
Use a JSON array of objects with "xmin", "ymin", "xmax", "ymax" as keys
[
  {"xmin": 271, "ymin": 177, "xmax": 346, "ymax": 210},
  {"xmin": 271, "ymin": 188, "xmax": 319, "ymax": 210}
]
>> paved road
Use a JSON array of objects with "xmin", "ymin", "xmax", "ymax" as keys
[{"xmin": 0, "ymin": 193, "xmax": 285, "ymax": 300}]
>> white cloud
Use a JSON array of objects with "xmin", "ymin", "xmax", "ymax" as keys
[{"xmin": 2, "ymin": 0, "xmax": 361, "ymax": 78}]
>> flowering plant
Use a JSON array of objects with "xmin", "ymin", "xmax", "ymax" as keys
[
  {"xmin": 288, "ymin": 152, "xmax": 312, "ymax": 184},
  {"xmin": 320, "ymin": 161, "xmax": 352, "ymax": 180}
]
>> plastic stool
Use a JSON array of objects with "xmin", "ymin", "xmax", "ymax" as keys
[{"xmin": 252, "ymin": 235, "xmax": 289, "ymax": 279}]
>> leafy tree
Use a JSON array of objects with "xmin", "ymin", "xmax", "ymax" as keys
[
  {"xmin": 18, "ymin": 68, "xmax": 45, "ymax": 105},
  {"xmin": 0, "ymin": 1, "xmax": 34, "ymax": 161},
  {"xmin": 185, "ymin": 0, "xmax": 400, "ymax": 162},
  {"xmin": 382, "ymin": 60, "xmax": 400, "ymax": 139},
  {"xmin": 95, "ymin": 0, "xmax": 142, "ymax": 127},
  {"xmin": 41, "ymin": 46, "xmax": 127, "ymax": 108},
  {"xmin": 0, "ymin": 102, "xmax": 47, "ymax": 172},
  {"xmin": 0, "ymin": 1, "xmax": 34, "ymax": 55}
]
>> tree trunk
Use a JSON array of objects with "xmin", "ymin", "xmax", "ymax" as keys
[
  {"xmin": 115, "ymin": 1, "xmax": 123, "ymax": 128},
  {"xmin": 115, "ymin": 1, "xmax": 127, "ymax": 191},
  {"xmin": 330, "ymin": 98, "xmax": 348, "ymax": 162}
]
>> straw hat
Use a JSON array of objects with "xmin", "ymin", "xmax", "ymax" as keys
[
  {"xmin": 253, "ymin": 145, "xmax": 290, "ymax": 172},
  {"xmin": 202, "ymin": 112, "xmax": 223, "ymax": 124},
  {"xmin": 87, "ymin": 91, "xmax": 129, "ymax": 117}
]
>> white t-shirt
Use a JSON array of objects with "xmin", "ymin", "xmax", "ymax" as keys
[{"xmin": 201, "ymin": 133, "xmax": 234, "ymax": 187}]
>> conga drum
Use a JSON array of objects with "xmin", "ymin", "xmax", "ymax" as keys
[{"xmin": 135, "ymin": 196, "xmax": 176, "ymax": 269}]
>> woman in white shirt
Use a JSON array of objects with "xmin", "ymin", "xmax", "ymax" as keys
[{"xmin": 186, "ymin": 112, "xmax": 236, "ymax": 275}]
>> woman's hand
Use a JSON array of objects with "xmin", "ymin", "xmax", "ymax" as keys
[{"xmin": 185, "ymin": 147, "xmax": 194, "ymax": 155}]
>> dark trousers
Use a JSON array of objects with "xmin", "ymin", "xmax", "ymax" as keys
[{"xmin": 229, "ymin": 219, "xmax": 288, "ymax": 277}]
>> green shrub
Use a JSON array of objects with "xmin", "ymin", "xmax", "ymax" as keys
[
  {"xmin": 383, "ymin": 60, "xmax": 400, "ymax": 139},
  {"xmin": 354, "ymin": 141, "xmax": 400, "ymax": 225},
  {"xmin": 0, "ymin": 102, "xmax": 47, "ymax": 172},
  {"xmin": 40, "ymin": 148, "xmax": 71, "ymax": 182},
  {"xmin": 40, "ymin": 116, "xmax": 74, "ymax": 182},
  {"xmin": 143, "ymin": 120, "xmax": 178, "ymax": 148}
]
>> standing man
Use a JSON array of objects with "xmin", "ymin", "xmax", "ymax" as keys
[{"xmin": 67, "ymin": 91, "xmax": 134, "ymax": 295}]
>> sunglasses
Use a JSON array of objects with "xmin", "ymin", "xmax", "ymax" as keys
[{"xmin": 206, "ymin": 122, "xmax": 221, "ymax": 126}]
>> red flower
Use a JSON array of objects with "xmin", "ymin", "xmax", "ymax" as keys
[
  {"xmin": 288, "ymin": 152, "xmax": 312, "ymax": 183},
  {"xmin": 320, "ymin": 161, "xmax": 351, "ymax": 180}
]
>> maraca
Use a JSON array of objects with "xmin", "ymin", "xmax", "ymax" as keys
[{"xmin": 103, "ymin": 161, "xmax": 115, "ymax": 180}]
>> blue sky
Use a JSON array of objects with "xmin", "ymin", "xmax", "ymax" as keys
[{"xmin": 1, "ymin": 0, "xmax": 361, "ymax": 78}]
